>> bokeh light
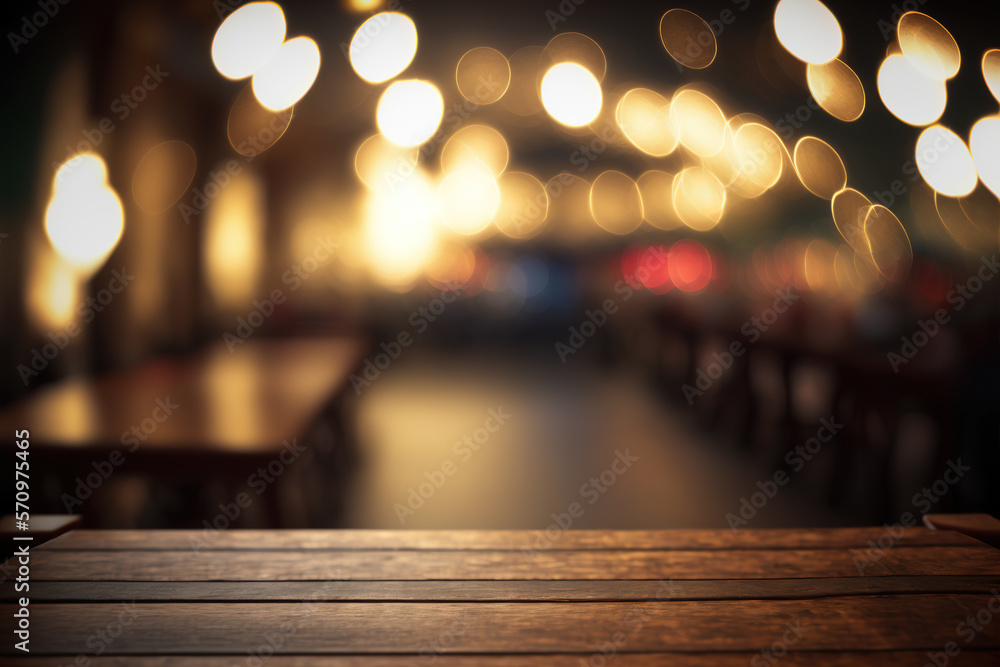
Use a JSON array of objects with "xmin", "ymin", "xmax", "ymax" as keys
[
  {"xmin": 455, "ymin": 47, "xmax": 510, "ymax": 104},
  {"xmin": 203, "ymin": 169, "xmax": 265, "ymax": 309},
  {"xmin": 638, "ymin": 170, "xmax": 681, "ymax": 231},
  {"xmin": 983, "ymin": 49, "xmax": 1000, "ymax": 103},
  {"xmin": 590, "ymin": 170, "xmax": 643, "ymax": 235},
  {"xmin": 541, "ymin": 32, "xmax": 607, "ymax": 81},
  {"xmin": 211, "ymin": 2, "xmax": 286, "ymax": 80},
  {"xmin": 734, "ymin": 123, "xmax": 784, "ymax": 190},
  {"xmin": 494, "ymin": 172, "xmax": 549, "ymax": 239},
  {"xmin": 673, "ymin": 167, "xmax": 725, "ymax": 231},
  {"xmin": 969, "ymin": 116, "xmax": 1000, "ymax": 199},
  {"xmin": 131, "ymin": 141, "xmax": 197, "ymax": 214},
  {"xmin": 251, "ymin": 36, "xmax": 321, "ymax": 111},
  {"xmin": 864, "ymin": 205, "xmax": 912, "ymax": 284},
  {"xmin": 348, "ymin": 12, "xmax": 418, "ymax": 84},
  {"xmin": 364, "ymin": 171, "xmax": 438, "ymax": 287},
  {"xmin": 540, "ymin": 63, "xmax": 602, "ymax": 127},
  {"xmin": 228, "ymin": 81, "xmax": 293, "ymax": 156},
  {"xmin": 354, "ymin": 133, "xmax": 419, "ymax": 190},
  {"xmin": 617, "ymin": 88, "xmax": 677, "ymax": 157},
  {"xmin": 668, "ymin": 239, "xmax": 712, "ymax": 292},
  {"xmin": 377, "ymin": 80, "xmax": 444, "ymax": 147},
  {"xmin": 897, "ymin": 12, "xmax": 960, "ymax": 81},
  {"xmin": 915, "ymin": 125, "xmax": 978, "ymax": 198},
  {"xmin": 45, "ymin": 154, "xmax": 124, "ymax": 276},
  {"xmin": 793, "ymin": 136, "xmax": 846, "ymax": 200},
  {"xmin": 831, "ymin": 188, "xmax": 873, "ymax": 255},
  {"xmin": 877, "ymin": 54, "xmax": 946, "ymax": 126},
  {"xmin": 806, "ymin": 59, "xmax": 865, "ymax": 122},
  {"xmin": 773, "ymin": 0, "xmax": 843, "ymax": 65},
  {"xmin": 659, "ymin": 9, "xmax": 717, "ymax": 70},
  {"xmin": 437, "ymin": 160, "xmax": 500, "ymax": 236},
  {"xmin": 441, "ymin": 125, "xmax": 509, "ymax": 177},
  {"xmin": 670, "ymin": 88, "xmax": 727, "ymax": 157}
]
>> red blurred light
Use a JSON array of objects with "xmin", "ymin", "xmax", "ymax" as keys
[{"xmin": 668, "ymin": 239, "xmax": 712, "ymax": 292}]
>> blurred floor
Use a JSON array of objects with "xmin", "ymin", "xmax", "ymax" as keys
[{"xmin": 340, "ymin": 346, "xmax": 851, "ymax": 530}]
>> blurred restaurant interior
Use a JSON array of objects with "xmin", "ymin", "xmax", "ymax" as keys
[{"xmin": 1, "ymin": 0, "xmax": 998, "ymax": 534}]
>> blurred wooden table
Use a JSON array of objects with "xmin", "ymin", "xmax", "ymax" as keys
[
  {"xmin": 0, "ymin": 337, "xmax": 367, "ymax": 522},
  {"xmin": 2, "ymin": 525, "xmax": 999, "ymax": 664}
]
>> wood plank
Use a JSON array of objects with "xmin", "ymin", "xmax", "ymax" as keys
[
  {"xmin": 38, "ymin": 527, "xmax": 981, "ymax": 551},
  {"xmin": 4, "ymin": 654, "xmax": 1000, "ymax": 666},
  {"xmin": 1, "ymin": 596, "xmax": 997, "ymax": 654},
  {"xmin": 16, "ymin": 546, "xmax": 1000, "ymax": 581},
  {"xmin": 4, "ymin": 576, "xmax": 998, "ymax": 602}
]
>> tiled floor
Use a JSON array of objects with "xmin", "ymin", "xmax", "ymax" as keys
[{"xmin": 339, "ymin": 346, "xmax": 850, "ymax": 530}]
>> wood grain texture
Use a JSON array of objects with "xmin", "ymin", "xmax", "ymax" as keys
[
  {"xmin": 5, "ymin": 576, "xmax": 998, "ymax": 602},
  {"xmin": 18, "ymin": 546, "xmax": 1000, "ymax": 581},
  {"xmin": 4, "ymin": 654, "xmax": 1000, "ymax": 667},
  {"xmin": 1, "ymin": 596, "xmax": 997, "ymax": 655},
  {"xmin": 39, "ymin": 526, "xmax": 983, "ymax": 551}
]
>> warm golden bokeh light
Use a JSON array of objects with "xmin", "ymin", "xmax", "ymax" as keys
[
  {"xmin": 793, "ymin": 136, "xmax": 846, "ymax": 200},
  {"xmin": 915, "ymin": 125, "xmax": 977, "ymax": 198},
  {"xmin": 617, "ymin": 88, "xmax": 678, "ymax": 157},
  {"xmin": 203, "ymin": 170, "xmax": 265, "ymax": 309},
  {"xmin": 673, "ymin": 167, "xmax": 726, "ymax": 231},
  {"xmin": 959, "ymin": 186, "xmax": 1000, "ymax": 243},
  {"xmin": 354, "ymin": 133, "xmax": 419, "ymax": 190},
  {"xmin": 494, "ymin": 172, "xmax": 549, "ymax": 239},
  {"xmin": 211, "ymin": 1, "xmax": 286, "ymax": 80},
  {"xmin": 590, "ymin": 170, "xmax": 643, "ymax": 235},
  {"xmin": 983, "ymin": 50, "xmax": 1000, "ymax": 103},
  {"xmin": 437, "ymin": 160, "xmax": 500, "ymax": 235},
  {"xmin": 426, "ymin": 240, "xmax": 477, "ymax": 291},
  {"xmin": 441, "ymin": 125, "xmax": 509, "ymax": 177},
  {"xmin": 637, "ymin": 170, "xmax": 681, "ymax": 231},
  {"xmin": 734, "ymin": 123, "xmax": 784, "ymax": 190},
  {"xmin": 228, "ymin": 81, "xmax": 293, "ymax": 156},
  {"xmin": 377, "ymin": 79, "xmax": 444, "ymax": 147},
  {"xmin": 26, "ymin": 243, "xmax": 80, "ymax": 331},
  {"xmin": 773, "ymin": 0, "xmax": 843, "ymax": 65},
  {"xmin": 831, "ymin": 188, "xmax": 873, "ymax": 255},
  {"xmin": 251, "ymin": 36, "xmax": 320, "ymax": 111},
  {"xmin": 806, "ymin": 59, "xmax": 865, "ymax": 122},
  {"xmin": 897, "ymin": 12, "xmax": 960, "ymax": 81},
  {"xmin": 542, "ymin": 32, "xmax": 607, "ymax": 81},
  {"xmin": 864, "ymin": 205, "xmax": 912, "ymax": 284},
  {"xmin": 45, "ymin": 154, "xmax": 124, "ymax": 276},
  {"xmin": 455, "ymin": 47, "xmax": 511, "ymax": 104},
  {"xmin": 540, "ymin": 63, "xmax": 602, "ymax": 127},
  {"xmin": 877, "ymin": 54, "xmax": 946, "ymax": 126},
  {"xmin": 364, "ymin": 171, "xmax": 438, "ymax": 287},
  {"xmin": 348, "ymin": 12, "xmax": 418, "ymax": 84},
  {"xmin": 659, "ymin": 9, "xmax": 717, "ymax": 70},
  {"xmin": 969, "ymin": 116, "xmax": 1000, "ymax": 199},
  {"xmin": 670, "ymin": 88, "xmax": 727, "ymax": 158},
  {"xmin": 132, "ymin": 141, "xmax": 197, "ymax": 214},
  {"xmin": 703, "ymin": 125, "xmax": 743, "ymax": 189}
]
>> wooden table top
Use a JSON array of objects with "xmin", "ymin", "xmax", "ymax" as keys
[
  {"xmin": 0, "ymin": 337, "xmax": 367, "ymax": 455},
  {"xmin": 2, "ymin": 526, "xmax": 999, "ymax": 664}
]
